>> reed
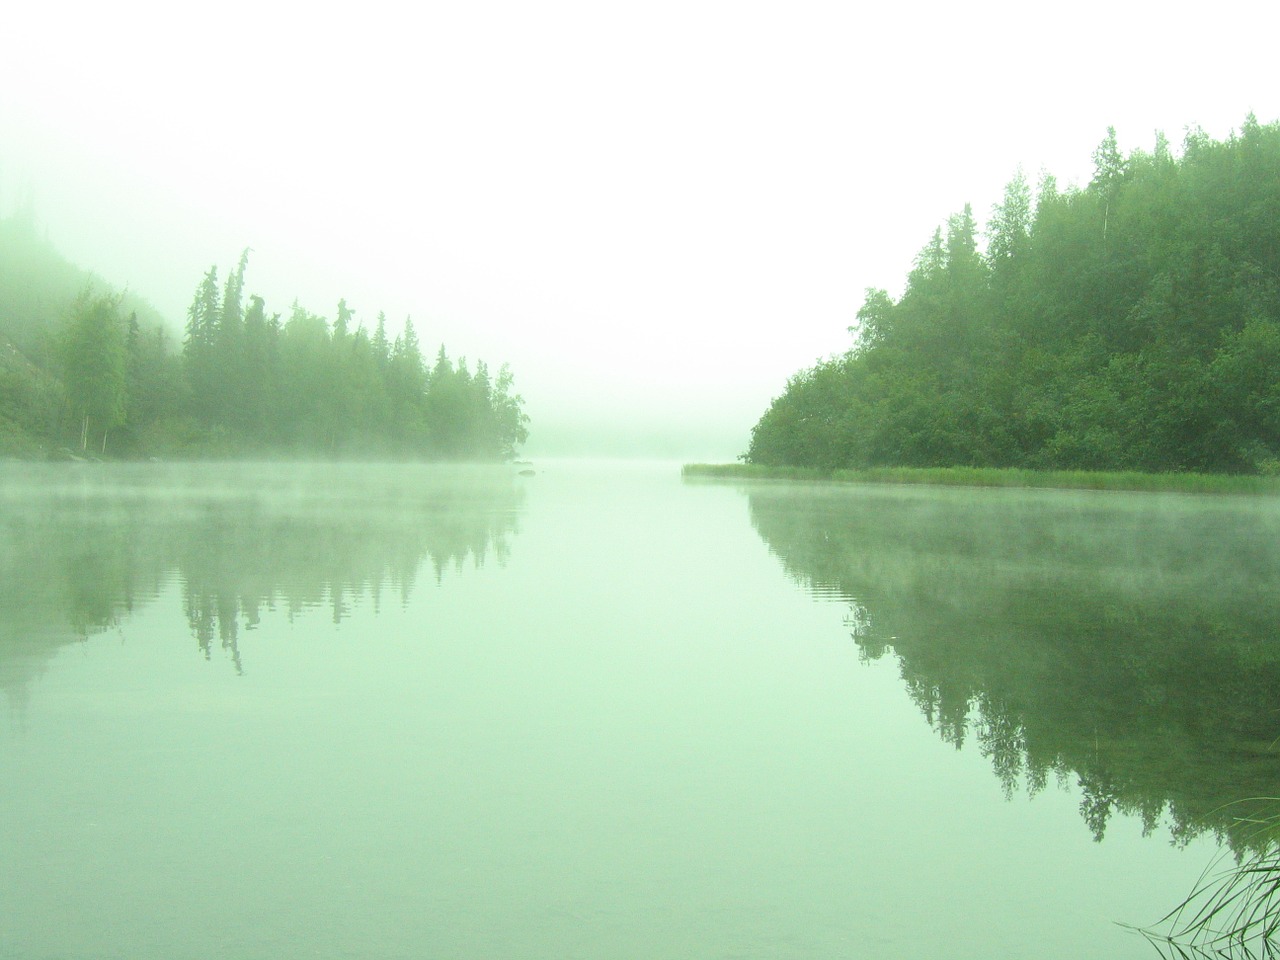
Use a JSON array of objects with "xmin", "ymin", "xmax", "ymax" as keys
[{"xmin": 1139, "ymin": 801, "xmax": 1280, "ymax": 959}]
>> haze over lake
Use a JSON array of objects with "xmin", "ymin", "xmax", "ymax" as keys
[
  {"xmin": 3, "ymin": 461, "xmax": 1276, "ymax": 959},
  {"xmin": 5, "ymin": 3, "xmax": 1278, "ymax": 458}
]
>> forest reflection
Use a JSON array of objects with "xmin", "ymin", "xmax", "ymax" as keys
[
  {"xmin": 745, "ymin": 482, "xmax": 1280, "ymax": 852},
  {"xmin": 0, "ymin": 463, "xmax": 524, "ymax": 698}
]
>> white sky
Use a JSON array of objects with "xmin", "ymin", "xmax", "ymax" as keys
[{"xmin": 2, "ymin": 1, "xmax": 1277, "ymax": 458}]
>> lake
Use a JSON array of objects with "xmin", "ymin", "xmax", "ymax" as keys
[{"xmin": 2, "ymin": 460, "xmax": 1278, "ymax": 959}]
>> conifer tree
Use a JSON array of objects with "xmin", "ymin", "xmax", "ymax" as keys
[
  {"xmin": 372, "ymin": 312, "xmax": 390, "ymax": 370},
  {"xmin": 334, "ymin": 298, "xmax": 354, "ymax": 342},
  {"xmin": 184, "ymin": 266, "xmax": 221, "ymax": 424},
  {"xmin": 746, "ymin": 117, "xmax": 1280, "ymax": 474}
]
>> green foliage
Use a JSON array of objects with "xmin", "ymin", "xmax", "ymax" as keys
[
  {"xmin": 171, "ymin": 261, "xmax": 529, "ymax": 460},
  {"xmin": 0, "ymin": 220, "xmax": 529, "ymax": 461},
  {"xmin": 0, "ymin": 335, "xmax": 62, "ymax": 456},
  {"xmin": 683, "ymin": 461, "xmax": 1280, "ymax": 495},
  {"xmin": 744, "ymin": 480, "xmax": 1280, "ymax": 852},
  {"xmin": 748, "ymin": 117, "xmax": 1280, "ymax": 475},
  {"xmin": 0, "ymin": 216, "xmax": 174, "ymax": 455},
  {"xmin": 60, "ymin": 290, "xmax": 128, "ymax": 454},
  {"xmin": 1141, "ymin": 801, "xmax": 1280, "ymax": 957}
]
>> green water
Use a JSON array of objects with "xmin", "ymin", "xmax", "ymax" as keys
[{"xmin": 2, "ymin": 461, "xmax": 1277, "ymax": 959}]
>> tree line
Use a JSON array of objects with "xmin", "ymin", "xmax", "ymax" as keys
[
  {"xmin": 12, "ymin": 241, "xmax": 528, "ymax": 460},
  {"xmin": 746, "ymin": 116, "xmax": 1280, "ymax": 474}
]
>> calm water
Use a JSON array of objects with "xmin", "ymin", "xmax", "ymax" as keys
[{"xmin": 2, "ymin": 461, "xmax": 1278, "ymax": 959}]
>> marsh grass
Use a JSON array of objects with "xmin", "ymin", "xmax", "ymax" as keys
[
  {"xmin": 682, "ymin": 463, "xmax": 1280, "ymax": 495},
  {"xmin": 1138, "ymin": 802, "xmax": 1280, "ymax": 959}
]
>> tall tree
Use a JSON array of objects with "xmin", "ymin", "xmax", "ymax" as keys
[
  {"xmin": 334, "ymin": 298, "xmax": 354, "ymax": 344},
  {"xmin": 987, "ymin": 169, "xmax": 1033, "ymax": 266},
  {"xmin": 60, "ymin": 290, "xmax": 128, "ymax": 454},
  {"xmin": 216, "ymin": 249, "xmax": 250, "ymax": 428},
  {"xmin": 371, "ymin": 312, "xmax": 390, "ymax": 371},
  {"xmin": 239, "ymin": 294, "xmax": 271, "ymax": 441},
  {"xmin": 184, "ymin": 266, "xmax": 221, "ymax": 424},
  {"xmin": 221, "ymin": 249, "xmax": 249, "ymax": 335},
  {"xmin": 1090, "ymin": 126, "xmax": 1126, "ymax": 245},
  {"xmin": 490, "ymin": 364, "xmax": 530, "ymax": 459},
  {"xmin": 851, "ymin": 288, "xmax": 895, "ymax": 352}
]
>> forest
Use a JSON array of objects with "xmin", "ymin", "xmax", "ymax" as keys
[
  {"xmin": 746, "ymin": 116, "xmax": 1280, "ymax": 475},
  {"xmin": 0, "ymin": 223, "xmax": 528, "ymax": 460}
]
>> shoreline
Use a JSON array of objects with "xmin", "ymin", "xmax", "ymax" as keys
[{"xmin": 681, "ymin": 462, "xmax": 1280, "ymax": 495}]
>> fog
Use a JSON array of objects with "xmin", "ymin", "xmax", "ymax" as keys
[{"xmin": 2, "ymin": 1, "xmax": 1277, "ymax": 459}]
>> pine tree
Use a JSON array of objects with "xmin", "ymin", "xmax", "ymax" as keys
[
  {"xmin": 372, "ymin": 312, "xmax": 390, "ymax": 371},
  {"xmin": 334, "ymin": 298, "xmax": 354, "ymax": 343},
  {"xmin": 241, "ymin": 294, "xmax": 271, "ymax": 440},
  {"xmin": 216, "ymin": 250, "xmax": 250, "ymax": 429},
  {"xmin": 184, "ymin": 266, "xmax": 221, "ymax": 424}
]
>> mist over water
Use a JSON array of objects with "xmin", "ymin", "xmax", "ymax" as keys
[
  {"xmin": 3, "ymin": 461, "xmax": 1272, "ymax": 958},
  {"xmin": 741, "ymin": 480, "xmax": 1280, "ymax": 848},
  {"xmin": 3, "ymin": 6, "xmax": 1279, "ymax": 951},
  {"xmin": 0, "ymin": 462, "xmax": 524, "ymax": 695}
]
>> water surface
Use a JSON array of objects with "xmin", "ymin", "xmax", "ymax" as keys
[{"xmin": 2, "ymin": 461, "xmax": 1276, "ymax": 959}]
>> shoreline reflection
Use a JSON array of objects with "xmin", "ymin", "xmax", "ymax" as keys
[
  {"xmin": 0, "ymin": 463, "xmax": 525, "ymax": 697},
  {"xmin": 744, "ymin": 482, "xmax": 1280, "ymax": 852}
]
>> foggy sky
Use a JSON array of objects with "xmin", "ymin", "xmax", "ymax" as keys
[{"xmin": 3, "ymin": 1, "xmax": 1277, "ymax": 459}]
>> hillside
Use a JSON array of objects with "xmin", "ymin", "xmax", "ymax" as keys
[
  {"xmin": 0, "ymin": 217, "xmax": 171, "ymax": 457},
  {"xmin": 746, "ymin": 117, "xmax": 1280, "ymax": 475},
  {"xmin": 0, "ymin": 214, "xmax": 171, "ymax": 358}
]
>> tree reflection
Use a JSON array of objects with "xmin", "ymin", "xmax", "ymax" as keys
[
  {"xmin": 0, "ymin": 463, "xmax": 525, "ymax": 696},
  {"xmin": 745, "ymin": 483, "xmax": 1280, "ymax": 851}
]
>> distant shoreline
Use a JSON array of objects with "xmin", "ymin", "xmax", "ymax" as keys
[{"xmin": 681, "ymin": 462, "xmax": 1280, "ymax": 495}]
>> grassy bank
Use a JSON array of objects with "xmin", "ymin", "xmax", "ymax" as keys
[{"xmin": 681, "ymin": 462, "xmax": 1280, "ymax": 495}]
